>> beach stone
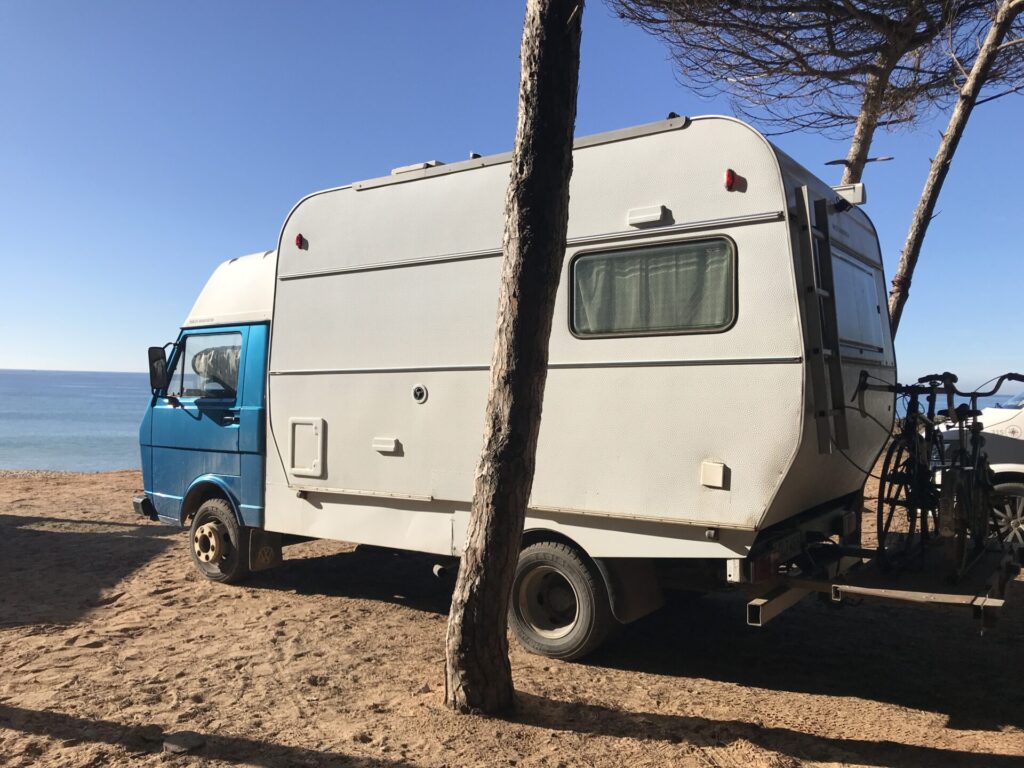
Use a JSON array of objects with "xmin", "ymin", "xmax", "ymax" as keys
[
  {"xmin": 137, "ymin": 724, "xmax": 164, "ymax": 743},
  {"xmin": 163, "ymin": 730, "xmax": 205, "ymax": 754}
]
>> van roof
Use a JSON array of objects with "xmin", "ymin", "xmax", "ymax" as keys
[{"xmin": 182, "ymin": 250, "xmax": 275, "ymax": 329}]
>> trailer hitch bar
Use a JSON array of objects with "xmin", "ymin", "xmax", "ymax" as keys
[{"xmin": 747, "ymin": 577, "xmax": 1007, "ymax": 630}]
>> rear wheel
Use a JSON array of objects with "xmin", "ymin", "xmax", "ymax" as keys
[
  {"xmin": 188, "ymin": 498, "xmax": 250, "ymax": 584},
  {"xmin": 509, "ymin": 542, "xmax": 612, "ymax": 661},
  {"xmin": 876, "ymin": 438, "xmax": 916, "ymax": 568}
]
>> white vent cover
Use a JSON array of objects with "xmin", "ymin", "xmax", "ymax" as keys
[
  {"xmin": 627, "ymin": 205, "xmax": 669, "ymax": 227},
  {"xmin": 700, "ymin": 461, "xmax": 727, "ymax": 489}
]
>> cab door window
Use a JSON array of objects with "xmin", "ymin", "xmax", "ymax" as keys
[{"xmin": 167, "ymin": 333, "xmax": 242, "ymax": 399}]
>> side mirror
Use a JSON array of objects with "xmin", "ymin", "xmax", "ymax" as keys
[{"xmin": 148, "ymin": 346, "xmax": 170, "ymax": 391}]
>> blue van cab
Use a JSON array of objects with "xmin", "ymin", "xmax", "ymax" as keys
[{"xmin": 134, "ymin": 251, "xmax": 278, "ymax": 583}]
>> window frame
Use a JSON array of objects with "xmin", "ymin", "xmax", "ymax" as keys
[
  {"xmin": 165, "ymin": 329, "xmax": 244, "ymax": 401},
  {"xmin": 567, "ymin": 235, "xmax": 739, "ymax": 340}
]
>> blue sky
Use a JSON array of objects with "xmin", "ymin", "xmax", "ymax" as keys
[{"xmin": 0, "ymin": 1, "xmax": 1020, "ymax": 388}]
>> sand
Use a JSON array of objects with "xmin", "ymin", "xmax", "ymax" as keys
[{"xmin": 1, "ymin": 469, "xmax": 1023, "ymax": 767}]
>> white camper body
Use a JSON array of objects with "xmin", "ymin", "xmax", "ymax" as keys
[{"xmin": 245, "ymin": 116, "xmax": 894, "ymax": 565}]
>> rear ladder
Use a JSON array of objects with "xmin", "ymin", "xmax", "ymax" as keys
[{"xmin": 795, "ymin": 186, "xmax": 849, "ymax": 453}]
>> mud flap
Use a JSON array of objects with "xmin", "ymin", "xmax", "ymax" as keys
[
  {"xmin": 593, "ymin": 557, "xmax": 665, "ymax": 624},
  {"xmin": 248, "ymin": 529, "xmax": 283, "ymax": 572}
]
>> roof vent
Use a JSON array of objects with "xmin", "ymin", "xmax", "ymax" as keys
[{"xmin": 391, "ymin": 160, "xmax": 445, "ymax": 176}]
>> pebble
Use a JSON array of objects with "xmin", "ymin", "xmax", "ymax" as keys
[{"xmin": 163, "ymin": 730, "xmax": 205, "ymax": 754}]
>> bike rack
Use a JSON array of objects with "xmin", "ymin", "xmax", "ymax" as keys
[{"xmin": 745, "ymin": 552, "xmax": 1019, "ymax": 630}]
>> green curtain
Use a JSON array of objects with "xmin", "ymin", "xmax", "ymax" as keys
[{"xmin": 573, "ymin": 240, "xmax": 733, "ymax": 335}]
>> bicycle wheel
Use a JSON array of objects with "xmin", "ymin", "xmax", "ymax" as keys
[
  {"xmin": 944, "ymin": 470, "xmax": 990, "ymax": 581},
  {"xmin": 876, "ymin": 437, "xmax": 917, "ymax": 568},
  {"xmin": 919, "ymin": 432, "xmax": 945, "ymax": 543}
]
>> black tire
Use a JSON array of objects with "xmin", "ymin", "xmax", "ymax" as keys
[
  {"xmin": 509, "ymin": 542, "xmax": 612, "ymax": 661},
  {"xmin": 876, "ymin": 438, "xmax": 913, "ymax": 568},
  {"xmin": 188, "ymin": 498, "xmax": 250, "ymax": 584}
]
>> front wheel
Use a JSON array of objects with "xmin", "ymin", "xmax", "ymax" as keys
[
  {"xmin": 188, "ymin": 498, "xmax": 250, "ymax": 584},
  {"xmin": 509, "ymin": 542, "xmax": 612, "ymax": 661}
]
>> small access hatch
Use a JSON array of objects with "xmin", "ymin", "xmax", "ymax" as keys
[{"xmin": 289, "ymin": 417, "xmax": 325, "ymax": 478}]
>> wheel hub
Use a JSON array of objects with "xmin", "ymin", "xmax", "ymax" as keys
[
  {"xmin": 193, "ymin": 520, "xmax": 229, "ymax": 563},
  {"xmin": 517, "ymin": 566, "xmax": 579, "ymax": 640}
]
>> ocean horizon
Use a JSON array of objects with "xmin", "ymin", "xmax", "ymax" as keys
[
  {"xmin": 0, "ymin": 368, "xmax": 1020, "ymax": 473},
  {"xmin": 0, "ymin": 369, "xmax": 151, "ymax": 472}
]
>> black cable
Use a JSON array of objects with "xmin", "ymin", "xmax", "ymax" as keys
[
  {"xmin": 861, "ymin": 372, "xmax": 892, "ymax": 385},
  {"xmin": 844, "ymin": 405, "xmax": 895, "ymax": 436},
  {"xmin": 830, "ymin": 437, "xmax": 884, "ymax": 481}
]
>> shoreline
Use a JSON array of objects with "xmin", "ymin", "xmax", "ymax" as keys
[{"xmin": 0, "ymin": 468, "xmax": 140, "ymax": 479}]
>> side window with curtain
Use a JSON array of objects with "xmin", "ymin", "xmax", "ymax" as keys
[{"xmin": 571, "ymin": 239, "xmax": 735, "ymax": 336}]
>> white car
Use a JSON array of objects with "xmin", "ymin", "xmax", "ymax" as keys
[
  {"xmin": 979, "ymin": 393, "xmax": 1024, "ymax": 550},
  {"xmin": 937, "ymin": 391, "xmax": 1024, "ymax": 550}
]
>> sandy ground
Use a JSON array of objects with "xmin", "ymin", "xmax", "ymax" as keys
[{"xmin": 1, "ymin": 471, "xmax": 1023, "ymax": 768}]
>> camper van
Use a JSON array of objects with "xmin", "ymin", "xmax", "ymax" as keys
[{"xmin": 137, "ymin": 116, "xmax": 895, "ymax": 659}]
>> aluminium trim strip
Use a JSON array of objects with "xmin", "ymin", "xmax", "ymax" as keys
[
  {"xmin": 284, "ymin": 487, "xmax": 756, "ymax": 531},
  {"xmin": 277, "ymin": 210, "xmax": 785, "ymax": 281},
  {"xmin": 529, "ymin": 504, "xmax": 757, "ymax": 531},
  {"xmin": 290, "ymin": 484, "xmax": 434, "ymax": 502},
  {"xmin": 351, "ymin": 116, "xmax": 692, "ymax": 191},
  {"xmin": 269, "ymin": 356, "xmax": 802, "ymax": 377}
]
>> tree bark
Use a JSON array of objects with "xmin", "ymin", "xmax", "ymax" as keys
[
  {"xmin": 888, "ymin": 0, "xmax": 1024, "ymax": 334},
  {"xmin": 444, "ymin": 0, "xmax": 584, "ymax": 715},
  {"xmin": 841, "ymin": 55, "xmax": 897, "ymax": 184}
]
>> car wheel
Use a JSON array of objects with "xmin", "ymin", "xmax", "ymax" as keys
[{"xmin": 188, "ymin": 498, "xmax": 250, "ymax": 584}]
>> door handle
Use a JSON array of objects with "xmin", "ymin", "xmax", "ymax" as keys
[{"xmin": 222, "ymin": 410, "xmax": 240, "ymax": 425}]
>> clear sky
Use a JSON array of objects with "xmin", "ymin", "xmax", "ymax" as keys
[{"xmin": 0, "ymin": 1, "xmax": 1020, "ymax": 388}]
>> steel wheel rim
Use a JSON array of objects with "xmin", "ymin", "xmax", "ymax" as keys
[
  {"xmin": 193, "ymin": 520, "xmax": 229, "ymax": 564},
  {"xmin": 517, "ymin": 565, "xmax": 579, "ymax": 640}
]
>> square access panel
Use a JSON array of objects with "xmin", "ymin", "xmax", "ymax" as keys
[{"xmin": 288, "ymin": 417, "xmax": 325, "ymax": 478}]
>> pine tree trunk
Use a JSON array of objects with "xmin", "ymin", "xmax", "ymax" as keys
[
  {"xmin": 888, "ymin": 0, "xmax": 1023, "ymax": 335},
  {"xmin": 840, "ymin": 55, "xmax": 896, "ymax": 185},
  {"xmin": 444, "ymin": 0, "xmax": 584, "ymax": 715}
]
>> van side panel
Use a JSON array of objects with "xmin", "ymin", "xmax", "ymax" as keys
[{"xmin": 266, "ymin": 118, "xmax": 809, "ymax": 551}]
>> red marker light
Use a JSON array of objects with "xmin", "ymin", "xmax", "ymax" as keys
[
  {"xmin": 724, "ymin": 168, "xmax": 736, "ymax": 191},
  {"xmin": 295, "ymin": 233, "xmax": 305, "ymax": 249}
]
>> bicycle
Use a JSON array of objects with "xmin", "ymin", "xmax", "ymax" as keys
[
  {"xmin": 864, "ymin": 372, "xmax": 950, "ymax": 569},
  {"xmin": 939, "ymin": 372, "xmax": 1024, "ymax": 579}
]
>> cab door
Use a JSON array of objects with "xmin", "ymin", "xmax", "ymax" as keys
[{"xmin": 150, "ymin": 328, "xmax": 246, "ymax": 520}]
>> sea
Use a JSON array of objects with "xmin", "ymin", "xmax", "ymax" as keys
[
  {"xmin": 0, "ymin": 369, "xmax": 1018, "ymax": 473},
  {"xmin": 0, "ymin": 370, "xmax": 151, "ymax": 472}
]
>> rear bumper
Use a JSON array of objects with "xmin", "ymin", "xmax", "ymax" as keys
[
  {"xmin": 132, "ymin": 494, "xmax": 158, "ymax": 521},
  {"xmin": 732, "ymin": 492, "xmax": 863, "ymax": 585}
]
